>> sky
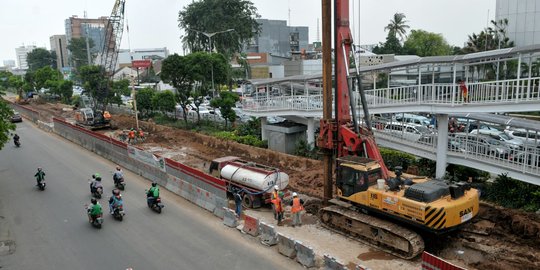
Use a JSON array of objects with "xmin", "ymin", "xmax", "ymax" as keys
[{"xmin": 0, "ymin": 0, "xmax": 496, "ymax": 65}]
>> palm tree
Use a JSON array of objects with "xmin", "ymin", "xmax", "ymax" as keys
[{"xmin": 384, "ymin": 13, "xmax": 410, "ymax": 41}]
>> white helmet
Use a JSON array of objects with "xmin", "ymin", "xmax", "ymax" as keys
[
  {"xmin": 274, "ymin": 185, "xmax": 279, "ymax": 190},
  {"xmin": 292, "ymin": 192, "xmax": 298, "ymax": 197}
]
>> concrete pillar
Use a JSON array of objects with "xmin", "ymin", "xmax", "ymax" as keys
[
  {"xmin": 436, "ymin": 114, "xmax": 449, "ymax": 179},
  {"xmin": 306, "ymin": 117, "xmax": 315, "ymax": 146},
  {"xmin": 261, "ymin": 116, "xmax": 268, "ymax": 141}
]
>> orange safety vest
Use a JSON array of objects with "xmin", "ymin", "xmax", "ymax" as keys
[
  {"xmin": 103, "ymin": 111, "xmax": 111, "ymax": 119},
  {"xmin": 128, "ymin": 131, "xmax": 135, "ymax": 139},
  {"xmin": 271, "ymin": 190, "xmax": 278, "ymax": 200},
  {"xmin": 291, "ymin": 198, "xmax": 304, "ymax": 213},
  {"xmin": 138, "ymin": 130, "xmax": 144, "ymax": 137},
  {"xmin": 271, "ymin": 197, "xmax": 282, "ymax": 212}
]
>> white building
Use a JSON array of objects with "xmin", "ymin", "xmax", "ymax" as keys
[
  {"xmin": 117, "ymin": 48, "xmax": 169, "ymax": 68},
  {"xmin": 2, "ymin": 60, "xmax": 16, "ymax": 68},
  {"xmin": 15, "ymin": 45, "xmax": 37, "ymax": 70},
  {"xmin": 496, "ymin": 0, "xmax": 540, "ymax": 46}
]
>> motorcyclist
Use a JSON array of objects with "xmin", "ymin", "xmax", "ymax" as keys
[
  {"xmin": 34, "ymin": 167, "xmax": 45, "ymax": 186},
  {"xmin": 147, "ymin": 182, "xmax": 160, "ymax": 205},
  {"xmin": 87, "ymin": 198, "xmax": 103, "ymax": 222},
  {"xmin": 13, "ymin": 134, "xmax": 20, "ymax": 145},
  {"xmin": 113, "ymin": 166, "xmax": 124, "ymax": 185},
  {"xmin": 108, "ymin": 189, "xmax": 123, "ymax": 214},
  {"xmin": 90, "ymin": 173, "xmax": 103, "ymax": 194}
]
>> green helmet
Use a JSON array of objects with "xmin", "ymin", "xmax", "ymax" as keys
[{"xmin": 94, "ymin": 173, "xmax": 101, "ymax": 178}]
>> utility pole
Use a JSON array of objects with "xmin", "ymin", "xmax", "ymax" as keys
[
  {"xmin": 131, "ymin": 75, "xmax": 139, "ymax": 130},
  {"xmin": 84, "ymin": 11, "xmax": 91, "ymax": 65}
]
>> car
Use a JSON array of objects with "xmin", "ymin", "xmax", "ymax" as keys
[
  {"xmin": 505, "ymin": 128, "xmax": 540, "ymax": 146},
  {"xmin": 384, "ymin": 122, "xmax": 434, "ymax": 142},
  {"xmin": 395, "ymin": 113, "xmax": 432, "ymax": 127},
  {"xmin": 10, "ymin": 111, "xmax": 22, "ymax": 123},
  {"xmin": 451, "ymin": 133, "xmax": 511, "ymax": 158},
  {"xmin": 470, "ymin": 129, "xmax": 523, "ymax": 150}
]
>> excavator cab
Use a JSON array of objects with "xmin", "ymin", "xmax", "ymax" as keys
[{"xmin": 336, "ymin": 156, "xmax": 382, "ymax": 197}]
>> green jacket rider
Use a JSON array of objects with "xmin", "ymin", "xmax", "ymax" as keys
[
  {"xmin": 148, "ymin": 182, "xmax": 159, "ymax": 198},
  {"xmin": 34, "ymin": 167, "xmax": 45, "ymax": 185},
  {"xmin": 89, "ymin": 198, "xmax": 103, "ymax": 216}
]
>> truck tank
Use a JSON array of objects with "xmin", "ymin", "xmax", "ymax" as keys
[{"xmin": 220, "ymin": 164, "xmax": 289, "ymax": 191}]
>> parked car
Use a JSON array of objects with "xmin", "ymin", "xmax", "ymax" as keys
[
  {"xmin": 384, "ymin": 122, "xmax": 433, "ymax": 142},
  {"xmin": 470, "ymin": 129, "xmax": 523, "ymax": 150},
  {"xmin": 10, "ymin": 111, "xmax": 22, "ymax": 123},
  {"xmin": 505, "ymin": 128, "xmax": 540, "ymax": 146},
  {"xmin": 394, "ymin": 113, "xmax": 432, "ymax": 127},
  {"xmin": 451, "ymin": 133, "xmax": 511, "ymax": 158}
]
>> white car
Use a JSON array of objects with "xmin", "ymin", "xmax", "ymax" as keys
[
  {"xmin": 384, "ymin": 122, "xmax": 433, "ymax": 142},
  {"xmin": 470, "ymin": 129, "xmax": 523, "ymax": 150},
  {"xmin": 505, "ymin": 128, "xmax": 540, "ymax": 146}
]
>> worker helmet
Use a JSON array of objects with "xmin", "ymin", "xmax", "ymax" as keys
[
  {"xmin": 94, "ymin": 173, "xmax": 101, "ymax": 178},
  {"xmin": 116, "ymin": 166, "xmax": 121, "ymax": 170},
  {"xmin": 274, "ymin": 185, "xmax": 279, "ymax": 190},
  {"xmin": 112, "ymin": 189, "xmax": 120, "ymax": 195},
  {"xmin": 37, "ymin": 167, "xmax": 42, "ymax": 171},
  {"xmin": 91, "ymin": 198, "xmax": 97, "ymax": 204},
  {"xmin": 292, "ymin": 192, "xmax": 298, "ymax": 197},
  {"xmin": 152, "ymin": 182, "xmax": 157, "ymax": 187}
]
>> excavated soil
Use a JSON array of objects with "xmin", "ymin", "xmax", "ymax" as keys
[{"xmin": 22, "ymin": 101, "xmax": 540, "ymax": 270}]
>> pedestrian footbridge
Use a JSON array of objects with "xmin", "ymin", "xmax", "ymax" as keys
[{"xmin": 240, "ymin": 45, "xmax": 540, "ymax": 185}]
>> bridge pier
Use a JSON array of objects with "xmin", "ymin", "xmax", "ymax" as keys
[
  {"xmin": 261, "ymin": 116, "xmax": 268, "ymax": 141},
  {"xmin": 436, "ymin": 114, "xmax": 449, "ymax": 179},
  {"xmin": 306, "ymin": 117, "xmax": 315, "ymax": 146}
]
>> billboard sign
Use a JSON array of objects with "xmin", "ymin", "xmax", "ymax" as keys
[{"xmin": 131, "ymin": 60, "xmax": 152, "ymax": 68}]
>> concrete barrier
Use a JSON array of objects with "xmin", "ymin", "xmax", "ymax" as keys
[
  {"xmin": 295, "ymin": 240, "xmax": 316, "ymax": 268},
  {"xmin": 277, "ymin": 233, "xmax": 296, "ymax": 259},
  {"xmin": 222, "ymin": 207, "xmax": 238, "ymax": 228},
  {"xmin": 37, "ymin": 120, "xmax": 54, "ymax": 132},
  {"xmin": 213, "ymin": 197, "xmax": 227, "ymax": 218},
  {"xmin": 241, "ymin": 214, "xmax": 259, "ymax": 236},
  {"xmin": 323, "ymin": 254, "xmax": 349, "ymax": 270},
  {"xmin": 259, "ymin": 221, "xmax": 278, "ymax": 246},
  {"xmin": 355, "ymin": 264, "xmax": 371, "ymax": 270},
  {"xmin": 202, "ymin": 191, "xmax": 216, "ymax": 212}
]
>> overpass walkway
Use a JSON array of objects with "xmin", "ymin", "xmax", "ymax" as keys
[{"xmin": 240, "ymin": 45, "xmax": 540, "ymax": 185}]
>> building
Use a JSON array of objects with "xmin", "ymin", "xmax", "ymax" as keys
[
  {"xmin": 50, "ymin": 35, "xmax": 69, "ymax": 70},
  {"xmin": 117, "ymin": 48, "xmax": 169, "ymax": 68},
  {"xmin": 245, "ymin": 19, "xmax": 309, "ymax": 57},
  {"xmin": 2, "ymin": 60, "xmax": 15, "ymax": 68},
  {"xmin": 64, "ymin": 15, "xmax": 110, "ymax": 65},
  {"xmin": 496, "ymin": 0, "xmax": 540, "ymax": 46},
  {"xmin": 15, "ymin": 45, "xmax": 37, "ymax": 70}
]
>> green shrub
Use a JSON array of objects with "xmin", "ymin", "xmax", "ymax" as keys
[
  {"xmin": 294, "ymin": 140, "xmax": 319, "ymax": 159},
  {"xmin": 379, "ymin": 147, "xmax": 416, "ymax": 171},
  {"xmin": 483, "ymin": 173, "xmax": 540, "ymax": 212}
]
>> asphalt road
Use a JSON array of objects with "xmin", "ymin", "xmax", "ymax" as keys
[{"xmin": 0, "ymin": 121, "xmax": 300, "ymax": 270}]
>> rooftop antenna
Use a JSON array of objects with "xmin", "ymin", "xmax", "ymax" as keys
[
  {"xmin": 84, "ymin": 10, "xmax": 91, "ymax": 65},
  {"xmin": 317, "ymin": 18, "xmax": 320, "ymax": 42},
  {"xmin": 288, "ymin": 0, "xmax": 291, "ymax": 26}
]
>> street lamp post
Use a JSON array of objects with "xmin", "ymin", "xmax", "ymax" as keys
[{"xmin": 185, "ymin": 28, "xmax": 235, "ymax": 96}]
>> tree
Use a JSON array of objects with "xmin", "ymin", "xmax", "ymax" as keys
[
  {"xmin": 152, "ymin": 90, "xmax": 176, "ymax": 113},
  {"xmin": 135, "ymin": 88, "xmax": 156, "ymax": 117},
  {"xmin": 0, "ymin": 71, "xmax": 14, "ymax": 91},
  {"xmin": 462, "ymin": 19, "xmax": 514, "ymax": 54},
  {"xmin": 210, "ymin": 91, "xmax": 239, "ymax": 128},
  {"xmin": 403, "ymin": 30, "xmax": 452, "ymax": 57},
  {"xmin": 79, "ymin": 65, "xmax": 108, "ymax": 108},
  {"xmin": 0, "ymin": 98, "xmax": 16, "ymax": 150},
  {"xmin": 178, "ymin": 0, "xmax": 261, "ymax": 55},
  {"xmin": 67, "ymin": 37, "xmax": 95, "ymax": 68},
  {"xmin": 110, "ymin": 79, "xmax": 130, "ymax": 105},
  {"xmin": 34, "ymin": 66, "xmax": 62, "ymax": 90},
  {"xmin": 26, "ymin": 48, "xmax": 56, "ymax": 72},
  {"xmin": 372, "ymin": 31, "xmax": 403, "ymax": 55},
  {"xmin": 57, "ymin": 80, "xmax": 74, "ymax": 103},
  {"xmin": 384, "ymin": 13, "xmax": 410, "ymax": 41},
  {"xmin": 8, "ymin": 76, "xmax": 24, "ymax": 99},
  {"xmin": 160, "ymin": 54, "xmax": 194, "ymax": 124}
]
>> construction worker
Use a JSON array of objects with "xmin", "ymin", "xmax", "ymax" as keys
[
  {"xmin": 290, "ymin": 192, "xmax": 305, "ymax": 227},
  {"xmin": 271, "ymin": 185, "xmax": 279, "ymax": 220},
  {"xmin": 103, "ymin": 111, "xmax": 111, "ymax": 120},
  {"xmin": 271, "ymin": 190, "xmax": 284, "ymax": 225},
  {"xmin": 128, "ymin": 129, "xmax": 135, "ymax": 144},
  {"xmin": 137, "ymin": 129, "xmax": 145, "ymax": 142}
]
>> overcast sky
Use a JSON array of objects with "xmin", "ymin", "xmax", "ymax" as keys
[{"xmin": 0, "ymin": 0, "xmax": 495, "ymax": 64}]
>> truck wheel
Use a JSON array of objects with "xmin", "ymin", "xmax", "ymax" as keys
[{"xmin": 242, "ymin": 194, "xmax": 253, "ymax": 208}]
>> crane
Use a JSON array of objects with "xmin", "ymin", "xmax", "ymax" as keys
[
  {"xmin": 316, "ymin": 0, "xmax": 480, "ymax": 259},
  {"xmin": 76, "ymin": 0, "xmax": 125, "ymax": 130}
]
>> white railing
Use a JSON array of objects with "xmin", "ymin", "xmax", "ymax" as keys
[{"xmin": 242, "ymin": 77, "xmax": 540, "ymax": 112}]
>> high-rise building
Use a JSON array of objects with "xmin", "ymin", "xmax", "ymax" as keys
[
  {"xmin": 496, "ymin": 0, "xmax": 540, "ymax": 46},
  {"xmin": 64, "ymin": 15, "xmax": 110, "ymax": 65},
  {"xmin": 2, "ymin": 60, "xmax": 16, "ymax": 68},
  {"xmin": 245, "ymin": 19, "xmax": 309, "ymax": 57},
  {"xmin": 50, "ymin": 35, "xmax": 69, "ymax": 70},
  {"xmin": 15, "ymin": 45, "xmax": 37, "ymax": 70}
]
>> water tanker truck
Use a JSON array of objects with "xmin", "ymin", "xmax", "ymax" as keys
[{"xmin": 209, "ymin": 156, "xmax": 289, "ymax": 208}]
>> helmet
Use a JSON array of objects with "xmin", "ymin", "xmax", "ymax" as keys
[
  {"xmin": 274, "ymin": 185, "xmax": 279, "ymax": 190},
  {"xmin": 112, "ymin": 189, "xmax": 120, "ymax": 195},
  {"xmin": 152, "ymin": 182, "xmax": 157, "ymax": 187},
  {"xmin": 116, "ymin": 166, "xmax": 121, "ymax": 170},
  {"xmin": 94, "ymin": 173, "xmax": 101, "ymax": 178},
  {"xmin": 91, "ymin": 198, "xmax": 97, "ymax": 204},
  {"xmin": 37, "ymin": 167, "xmax": 42, "ymax": 171},
  {"xmin": 292, "ymin": 192, "xmax": 298, "ymax": 197},
  {"xmin": 96, "ymin": 177, "xmax": 102, "ymax": 181}
]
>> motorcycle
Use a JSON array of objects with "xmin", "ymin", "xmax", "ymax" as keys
[
  {"xmin": 86, "ymin": 208, "xmax": 104, "ymax": 229},
  {"xmin": 114, "ymin": 176, "xmax": 126, "ymax": 190},
  {"xmin": 14, "ymin": 139, "xmax": 20, "ymax": 147},
  {"xmin": 37, "ymin": 181, "xmax": 46, "ymax": 191},
  {"xmin": 92, "ymin": 186, "xmax": 103, "ymax": 199},
  {"xmin": 147, "ymin": 196, "xmax": 164, "ymax": 213},
  {"xmin": 111, "ymin": 205, "xmax": 125, "ymax": 221}
]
